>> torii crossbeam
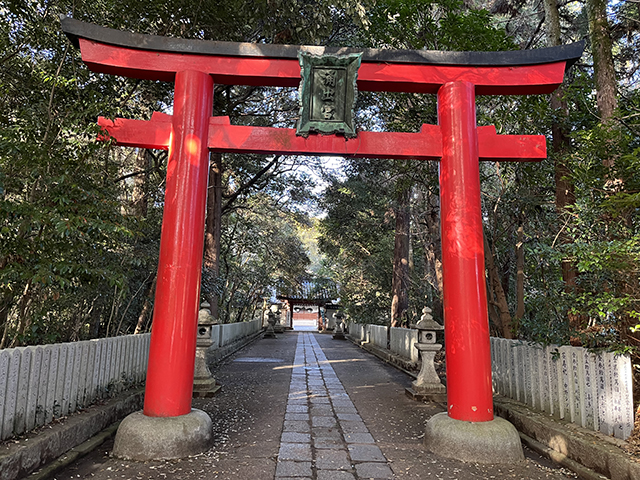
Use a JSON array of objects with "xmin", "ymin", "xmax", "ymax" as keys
[{"xmin": 62, "ymin": 16, "xmax": 582, "ymax": 463}]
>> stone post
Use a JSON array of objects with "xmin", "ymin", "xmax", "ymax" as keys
[
  {"xmin": 263, "ymin": 306, "xmax": 278, "ymax": 338},
  {"xmin": 332, "ymin": 312, "xmax": 346, "ymax": 340},
  {"xmin": 193, "ymin": 302, "xmax": 220, "ymax": 397},
  {"xmin": 406, "ymin": 307, "xmax": 446, "ymax": 401},
  {"xmin": 273, "ymin": 305, "xmax": 285, "ymax": 334}
]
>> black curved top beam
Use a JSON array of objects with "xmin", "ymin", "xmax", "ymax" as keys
[{"xmin": 61, "ymin": 16, "xmax": 584, "ymax": 70}]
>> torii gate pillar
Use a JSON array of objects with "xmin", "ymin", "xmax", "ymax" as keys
[
  {"xmin": 423, "ymin": 81, "xmax": 523, "ymax": 463},
  {"xmin": 113, "ymin": 70, "xmax": 215, "ymax": 460}
]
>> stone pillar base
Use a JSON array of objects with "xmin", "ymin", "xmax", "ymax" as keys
[
  {"xmin": 193, "ymin": 378, "xmax": 221, "ymax": 398},
  {"xmin": 112, "ymin": 409, "xmax": 212, "ymax": 461},
  {"xmin": 404, "ymin": 387, "xmax": 447, "ymax": 402},
  {"xmin": 424, "ymin": 412, "xmax": 524, "ymax": 464},
  {"xmin": 263, "ymin": 329, "xmax": 277, "ymax": 338}
]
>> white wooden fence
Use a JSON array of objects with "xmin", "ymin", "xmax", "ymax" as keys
[
  {"xmin": 491, "ymin": 337, "xmax": 634, "ymax": 440},
  {"xmin": 216, "ymin": 319, "xmax": 262, "ymax": 347},
  {"xmin": 347, "ymin": 323, "xmax": 419, "ymax": 363},
  {"xmin": 0, "ymin": 334, "xmax": 150, "ymax": 441},
  {"xmin": 0, "ymin": 319, "xmax": 263, "ymax": 442},
  {"xmin": 348, "ymin": 323, "xmax": 635, "ymax": 440}
]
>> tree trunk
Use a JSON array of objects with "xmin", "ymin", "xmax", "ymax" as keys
[
  {"xmin": 131, "ymin": 148, "xmax": 151, "ymax": 217},
  {"xmin": 545, "ymin": 0, "xmax": 579, "ymax": 325},
  {"xmin": 484, "ymin": 233, "xmax": 514, "ymax": 339},
  {"xmin": 416, "ymin": 189, "xmax": 444, "ymax": 323},
  {"xmin": 0, "ymin": 292, "xmax": 15, "ymax": 349},
  {"xmin": 10, "ymin": 281, "xmax": 33, "ymax": 347},
  {"xmin": 204, "ymin": 153, "xmax": 223, "ymax": 320},
  {"xmin": 515, "ymin": 225, "xmax": 525, "ymax": 327},
  {"xmin": 586, "ymin": 0, "xmax": 618, "ymax": 133},
  {"xmin": 391, "ymin": 183, "xmax": 411, "ymax": 328},
  {"xmin": 134, "ymin": 273, "xmax": 157, "ymax": 334}
]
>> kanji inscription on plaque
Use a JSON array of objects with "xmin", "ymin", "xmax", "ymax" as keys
[{"xmin": 297, "ymin": 52, "xmax": 361, "ymax": 138}]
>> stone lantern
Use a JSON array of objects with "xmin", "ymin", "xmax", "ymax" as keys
[
  {"xmin": 332, "ymin": 312, "xmax": 346, "ymax": 340},
  {"xmin": 263, "ymin": 305, "xmax": 278, "ymax": 338},
  {"xmin": 405, "ymin": 307, "xmax": 446, "ymax": 401},
  {"xmin": 272, "ymin": 304, "xmax": 285, "ymax": 334},
  {"xmin": 193, "ymin": 302, "xmax": 220, "ymax": 397}
]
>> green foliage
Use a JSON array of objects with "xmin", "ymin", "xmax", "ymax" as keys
[
  {"xmin": 363, "ymin": 0, "xmax": 513, "ymax": 51},
  {"xmin": 204, "ymin": 192, "xmax": 311, "ymax": 323},
  {"xmin": 318, "ymin": 0, "xmax": 519, "ymax": 325},
  {"xmin": 0, "ymin": 0, "xmax": 335, "ymax": 345},
  {"xmin": 318, "ymin": 164, "xmax": 396, "ymax": 323},
  {"xmin": 0, "ymin": 2, "xmax": 155, "ymax": 345}
]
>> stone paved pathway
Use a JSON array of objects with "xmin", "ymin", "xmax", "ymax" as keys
[{"xmin": 276, "ymin": 333, "xmax": 393, "ymax": 480}]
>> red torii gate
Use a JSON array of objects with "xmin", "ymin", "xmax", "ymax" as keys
[{"xmin": 62, "ymin": 17, "xmax": 582, "ymax": 462}]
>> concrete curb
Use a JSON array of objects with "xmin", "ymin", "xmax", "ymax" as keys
[
  {"xmin": 28, "ymin": 422, "xmax": 121, "ymax": 480},
  {"xmin": 0, "ymin": 389, "xmax": 144, "ymax": 480},
  {"xmin": 495, "ymin": 397, "xmax": 640, "ymax": 480},
  {"xmin": 345, "ymin": 333, "xmax": 640, "ymax": 480},
  {"xmin": 519, "ymin": 432, "xmax": 609, "ymax": 480}
]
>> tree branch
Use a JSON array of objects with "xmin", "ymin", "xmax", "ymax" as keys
[{"xmin": 221, "ymin": 155, "xmax": 281, "ymax": 212}]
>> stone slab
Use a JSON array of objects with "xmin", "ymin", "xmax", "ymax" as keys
[
  {"xmin": 283, "ymin": 420, "xmax": 311, "ymax": 433},
  {"xmin": 343, "ymin": 432, "xmax": 375, "ymax": 444},
  {"xmin": 404, "ymin": 386, "xmax": 447, "ymax": 403},
  {"xmin": 281, "ymin": 432, "xmax": 311, "ymax": 443},
  {"xmin": 278, "ymin": 443, "xmax": 312, "ymax": 461},
  {"xmin": 192, "ymin": 383, "xmax": 221, "ymax": 398},
  {"xmin": 312, "ymin": 416, "xmax": 337, "ymax": 428},
  {"xmin": 313, "ymin": 436, "xmax": 344, "ymax": 449},
  {"xmin": 317, "ymin": 471, "xmax": 356, "ymax": 480},
  {"xmin": 275, "ymin": 460, "xmax": 312, "ymax": 477},
  {"xmin": 315, "ymin": 448, "xmax": 351, "ymax": 470},
  {"xmin": 285, "ymin": 413, "xmax": 309, "ymax": 422},
  {"xmin": 348, "ymin": 443, "xmax": 386, "ymax": 462},
  {"xmin": 336, "ymin": 413, "xmax": 361, "ymax": 422},
  {"xmin": 340, "ymin": 420, "xmax": 369, "ymax": 433},
  {"xmin": 354, "ymin": 462, "xmax": 394, "ymax": 479}
]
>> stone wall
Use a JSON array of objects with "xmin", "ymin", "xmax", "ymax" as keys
[
  {"xmin": 491, "ymin": 337, "xmax": 634, "ymax": 440},
  {"xmin": 0, "ymin": 334, "xmax": 150, "ymax": 441},
  {"xmin": 0, "ymin": 320, "xmax": 263, "ymax": 442},
  {"xmin": 368, "ymin": 325, "xmax": 388, "ymax": 349},
  {"xmin": 390, "ymin": 327, "xmax": 419, "ymax": 363},
  {"xmin": 218, "ymin": 319, "xmax": 261, "ymax": 347},
  {"xmin": 348, "ymin": 323, "xmax": 366, "ymax": 343}
]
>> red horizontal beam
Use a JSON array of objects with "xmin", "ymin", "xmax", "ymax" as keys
[
  {"xmin": 81, "ymin": 39, "xmax": 566, "ymax": 95},
  {"xmin": 98, "ymin": 114, "xmax": 545, "ymax": 162}
]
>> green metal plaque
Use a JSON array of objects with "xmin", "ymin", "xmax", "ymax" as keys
[{"xmin": 296, "ymin": 52, "xmax": 362, "ymax": 138}]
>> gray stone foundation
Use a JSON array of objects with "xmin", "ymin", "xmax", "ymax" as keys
[
  {"xmin": 112, "ymin": 409, "xmax": 212, "ymax": 461},
  {"xmin": 424, "ymin": 412, "xmax": 524, "ymax": 464}
]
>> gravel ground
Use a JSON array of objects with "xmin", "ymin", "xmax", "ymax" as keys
[{"xmin": 51, "ymin": 332, "xmax": 581, "ymax": 480}]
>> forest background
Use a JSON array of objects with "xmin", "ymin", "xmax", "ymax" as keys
[{"xmin": 1, "ymin": 0, "xmax": 639, "ymax": 432}]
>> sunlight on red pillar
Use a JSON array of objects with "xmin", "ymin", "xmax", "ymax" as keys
[
  {"xmin": 144, "ymin": 71, "xmax": 213, "ymax": 418},
  {"xmin": 438, "ymin": 81, "xmax": 494, "ymax": 423}
]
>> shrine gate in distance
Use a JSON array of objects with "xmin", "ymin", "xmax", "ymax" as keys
[{"xmin": 61, "ymin": 16, "xmax": 583, "ymax": 464}]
